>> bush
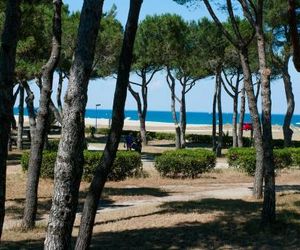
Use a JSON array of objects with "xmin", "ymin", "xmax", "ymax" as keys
[
  {"xmin": 83, "ymin": 150, "xmax": 142, "ymax": 181},
  {"xmin": 21, "ymin": 151, "xmax": 57, "ymax": 178},
  {"xmin": 226, "ymin": 147, "xmax": 295, "ymax": 175},
  {"xmin": 155, "ymin": 149, "xmax": 216, "ymax": 178},
  {"xmin": 21, "ymin": 150, "xmax": 142, "ymax": 181}
]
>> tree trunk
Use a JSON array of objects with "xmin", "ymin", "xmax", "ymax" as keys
[
  {"xmin": 44, "ymin": 1, "xmax": 104, "ymax": 249},
  {"xmin": 232, "ymin": 93, "xmax": 238, "ymax": 148},
  {"xmin": 212, "ymin": 78, "xmax": 217, "ymax": 152},
  {"xmin": 0, "ymin": 0, "xmax": 21, "ymax": 239},
  {"xmin": 22, "ymin": 81, "xmax": 36, "ymax": 140},
  {"xmin": 22, "ymin": 0, "xmax": 62, "ymax": 230},
  {"xmin": 239, "ymin": 48, "xmax": 264, "ymax": 199},
  {"xmin": 167, "ymin": 68, "xmax": 181, "ymax": 149},
  {"xmin": 75, "ymin": 1, "xmax": 142, "ymax": 249},
  {"xmin": 216, "ymin": 73, "xmax": 223, "ymax": 157},
  {"xmin": 141, "ymin": 74, "xmax": 148, "ymax": 146},
  {"xmin": 57, "ymin": 70, "xmax": 63, "ymax": 115},
  {"xmin": 180, "ymin": 88, "xmax": 186, "ymax": 149},
  {"xmin": 282, "ymin": 64, "xmax": 294, "ymax": 147},
  {"xmin": 128, "ymin": 81, "xmax": 147, "ymax": 146},
  {"xmin": 288, "ymin": 0, "xmax": 300, "ymax": 71},
  {"xmin": 17, "ymin": 85, "xmax": 24, "ymax": 150},
  {"xmin": 238, "ymin": 85, "xmax": 245, "ymax": 147},
  {"xmin": 256, "ymin": 26, "xmax": 275, "ymax": 225}
]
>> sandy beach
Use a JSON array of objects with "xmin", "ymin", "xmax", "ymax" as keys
[{"xmin": 18, "ymin": 116, "xmax": 300, "ymax": 140}]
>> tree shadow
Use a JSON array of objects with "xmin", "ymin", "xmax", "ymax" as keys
[
  {"xmin": 2, "ymin": 198, "xmax": 300, "ymax": 249},
  {"xmin": 276, "ymin": 185, "xmax": 300, "ymax": 192},
  {"xmin": 104, "ymin": 187, "xmax": 170, "ymax": 197},
  {"xmin": 88, "ymin": 198, "xmax": 300, "ymax": 249}
]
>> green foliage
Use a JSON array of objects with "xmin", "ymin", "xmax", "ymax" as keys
[
  {"xmin": 21, "ymin": 151, "xmax": 57, "ymax": 178},
  {"xmin": 155, "ymin": 149, "xmax": 216, "ymax": 178},
  {"xmin": 227, "ymin": 147, "xmax": 300, "ymax": 175},
  {"xmin": 21, "ymin": 150, "xmax": 142, "ymax": 181}
]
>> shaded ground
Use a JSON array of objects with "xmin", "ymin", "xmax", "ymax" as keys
[{"xmin": 2, "ymin": 142, "xmax": 300, "ymax": 249}]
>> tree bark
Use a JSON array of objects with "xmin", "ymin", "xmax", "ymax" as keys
[
  {"xmin": 57, "ymin": 70, "xmax": 63, "ymax": 115},
  {"xmin": 232, "ymin": 93, "xmax": 238, "ymax": 148},
  {"xmin": 216, "ymin": 72, "xmax": 223, "ymax": 157},
  {"xmin": 212, "ymin": 78, "xmax": 217, "ymax": 152},
  {"xmin": 128, "ymin": 78, "xmax": 148, "ymax": 146},
  {"xmin": 288, "ymin": 0, "xmax": 300, "ymax": 71},
  {"xmin": 17, "ymin": 85, "xmax": 24, "ymax": 149},
  {"xmin": 44, "ymin": 1, "xmax": 104, "ymax": 249},
  {"xmin": 167, "ymin": 68, "xmax": 181, "ymax": 149},
  {"xmin": 238, "ymin": 85, "xmax": 245, "ymax": 147},
  {"xmin": 255, "ymin": 22, "xmax": 275, "ymax": 225},
  {"xmin": 22, "ymin": 0, "xmax": 62, "ymax": 230},
  {"xmin": 180, "ymin": 87, "xmax": 186, "ymax": 149},
  {"xmin": 239, "ymin": 48, "xmax": 264, "ymax": 199},
  {"xmin": 22, "ymin": 81, "xmax": 36, "ymax": 140},
  {"xmin": 282, "ymin": 63, "xmax": 294, "ymax": 147},
  {"xmin": 0, "ymin": 0, "xmax": 21, "ymax": 239},
  {"xmin": 75, "ymin": 1, "xmax": 143, "ymax": 249}
]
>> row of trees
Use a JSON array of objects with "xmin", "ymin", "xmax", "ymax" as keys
[{"xmin": 0, "ymin": 0, "xmax": 299, "ymax": 247}]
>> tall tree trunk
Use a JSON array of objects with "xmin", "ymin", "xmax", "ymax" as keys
[
  {"xmin": 22, "ymin": 0, "xmax": 62, "ymax": 230},
  {"xmin": 288, "ymin": 0, "xmax": 300, "ymax": 71},
  {"xmin": 141, "ymin": 75, "xmax": 148, "ymax": 146},
  {"xmin": 22, "ymin": 81, "xmax": 36, "ymax": 140},
  {"xmin": 180, "ymin": 88, "xmax": 186, "ymax": 149},
  {"xmin": 238, "ymin": 85, "xmax": 245, "ymax": 147},
  {"xmin": 216, "ymin": 73, "xmax": 223, "ymax": 157},
  {"xmin": 282, "ymin": 64, "xmax": 294, "ymax": 147},
  {"xmin": 17, "ymin": 85, "xmax": 24, "ymax": 149},
  {"xmin": 128, "ymin": 81, "xmax": 147, "ymax": 146},
  {"xmin": 167, "ymin": 68, "xmax": 181, "ymax": 149},
  {"xmin": 212, "ymin": 78, "xmax": 217, "ymax": 152},
  {"xmin": 239, "ymin": 48, "xmax": 264, "ymax": 199},
  {"xmin": 44, "ymin": 1, "xmax": 104, "ymax": 248},
  {"xmin": 256, "ymin": 25, "xmax": 276, "ymax": 225},
  {"xmin": 232, "ymin": 93, "xmax": 238, "ymax": 147},
  {"xmin": 0, "ymin": 0, "xmax": 21, "ymax": 239},
  {"xmin": 75, "ymin": 1, "xmax": 143, "ymax": 249},
  {"xmin": 57, "ymin": 70, "xmax": 63, "ymax": 115}
]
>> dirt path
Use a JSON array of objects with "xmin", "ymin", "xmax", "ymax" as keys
[{"xmin": 5, "ymin": 156, "xmax": 300, "ymax": 233}]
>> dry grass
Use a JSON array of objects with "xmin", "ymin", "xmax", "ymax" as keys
[{"xmin": 3, "ymin": 145, "xmax": 300, "ymax": 249}]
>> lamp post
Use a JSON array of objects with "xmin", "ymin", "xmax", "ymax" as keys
[{"xmin": 95, "ymin": 104, "xmax": 101, "ymax": 129}]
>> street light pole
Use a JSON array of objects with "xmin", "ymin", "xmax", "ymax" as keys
[{"xmin": 95, "ymin": 104, "xmax": 101, "ymax": 129}]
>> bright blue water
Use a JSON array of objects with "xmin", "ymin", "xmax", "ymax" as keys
[{"xmin": 14, "ymin": 107, "xmax": 300, "ymax": 126}]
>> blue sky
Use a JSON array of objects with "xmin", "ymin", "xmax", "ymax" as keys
[{"xmin": 34, "ymin": 0, "xmax": 300, "ymax": 114}]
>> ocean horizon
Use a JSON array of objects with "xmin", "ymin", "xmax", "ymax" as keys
[{"xmin": 14, "ymin": 107, "xmax": 300, "ymax": 126}]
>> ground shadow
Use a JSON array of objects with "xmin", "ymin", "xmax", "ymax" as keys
[
  {"xmin": 104, "ymin": 187, "xmax": 170, "ymax": 197},
  {"xmin": 2, "ymin": 198, "xmax": 300, "ymax": 249},
  {"xmin": 88, "ymin": 198, "xmax": 300, "ymax": 249}
]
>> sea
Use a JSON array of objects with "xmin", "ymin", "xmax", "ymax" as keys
[{"xmin": 14, "ymin": 107, "xmax": 300, "ymax": 126}]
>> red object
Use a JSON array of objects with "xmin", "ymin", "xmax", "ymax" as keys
[{"xmin": 242, "ymin": 123, "xmax": 253, "ymax": 131}]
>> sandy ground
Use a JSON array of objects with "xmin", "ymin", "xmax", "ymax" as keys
[{"xmin": 18, "ymin": 116, "xmax": 300, "ymax": 140}]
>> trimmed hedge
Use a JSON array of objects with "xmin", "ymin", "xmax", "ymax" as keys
[
  {"xmin": 155, "ymin": 149, "xmax": 216, "ymax": 178},
  {"xmin": 21, "ymin": 150, "xmax": 142, "ymax": 181},
  {"xmin": 227, "ymin": 147, "xmax": 300, "ymax": 175}
]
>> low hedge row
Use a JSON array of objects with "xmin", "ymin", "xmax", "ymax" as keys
[
  {"xmin": 21, "ymin": 150, "xmax": 142, "ymax": 181},
  {"xmin": 155, "ymin": 149, "xmax": 216, "ymax": 178},
  {"xmin": 227, "ymin": 147, "xmax": 300, "ymax": 175},
  {"xmin": 85, "ymin": 127, "xmax": 300, "ymax": 149}
]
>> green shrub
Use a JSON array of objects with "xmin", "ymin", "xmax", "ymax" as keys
[
  {"xmin": 46, "ymin": 140, "xmax": 60, "ymax": 151},
  {"xmin": 288, "ymin": 148, "xmax": 300, "ymax": 167},
  {"xmin": 227, "ymin": 147, "xmax": 295, "ymax": 175},
  {"xmin": 83, "ymin": 150, "xmax": 142, "ymax": 181},
  {"xmin": 155, "ymin": 149, "xmax": 216, "ymax": 178},
  {"xmin": 21, "ymin": 150, "xmax": 142, "ymax": 181},
  {"xmin": 21, "ymin": 151, "xmax": 57, "ymax": 178},
  {"xmin": 227, "ymin": 148, "xmax": 256, "ymax": 175}
]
